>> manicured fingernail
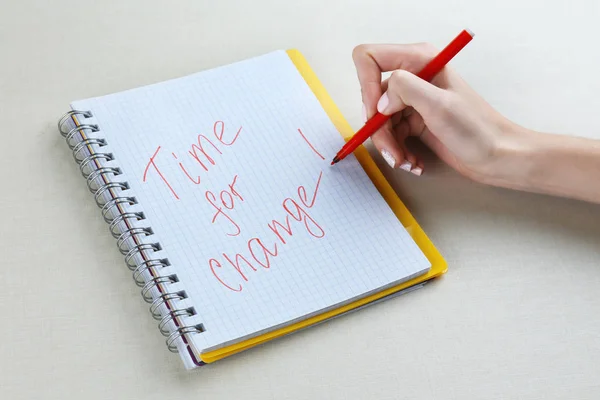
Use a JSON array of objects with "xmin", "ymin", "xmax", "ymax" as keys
[
  {"xmin": 361, "ymin": 103, "xmax": 367, "ymax": 123},
  {"xmin": 377, "ymin": 93, "xmax": 389, "ymax": 114},
  {"xmin": 399, "ymin": 160, "xmax": 412, "ymax": 172},
  {"xmin": 381, "ymin": 149, "xmax": 396, "ymax": 168},
  {"xmin": 411, "ymin": 167, "xmax": 423, "ymax": 176}
]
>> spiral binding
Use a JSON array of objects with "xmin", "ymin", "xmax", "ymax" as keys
[{"xmin": 58, "ymin": 110, "xmax": 205, "ymax": 361}]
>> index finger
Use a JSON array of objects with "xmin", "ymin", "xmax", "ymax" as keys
[{"xmin": 352, "ymin": 43, "xmax": 437, "ymax": 116}]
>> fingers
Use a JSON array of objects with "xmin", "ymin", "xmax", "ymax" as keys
[
  {"xmin": 352, "ymin": 43, "xmax": 438, "ymax": 117},
  {"xmin": 375, "ymin": 80, "xmax": 429, "ymax": 174},
  {"xmin": 352, "ymin": 43, "xmax": 443, "ymax": 176},
  {"xmin": 377, "ymin": 69, "xmax": 447, "ymax": 118},
  {"xmin": 400, "ymin": 143, "xmax": 423, "ymax": 176},
  {"xmin": 373, "ymin": 107, "xmax": 424, "ymax": 175},
  {"xmin": 368, "ymin": 77, "xmax": 411, "ymax": 171},
  {"xmin": 392, "ymin": 117, "xmax": 423, "ymax": 176},
  {"xmin": 370, "ymin": 120, "xmax": 406, "ymax": 169},
  {"xmin": 404, "ymin": 108, "xmax": 427, "ymax": 138}
]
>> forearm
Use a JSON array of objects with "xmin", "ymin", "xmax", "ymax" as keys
[{"xmin": 484, "ymin": 127, "xmax": 600, "ymax": 204}]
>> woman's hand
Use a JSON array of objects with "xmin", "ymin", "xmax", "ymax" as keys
[
  {"xmin": 352, "ymin": 42, "xmax": 600, "ymax": 204},
  {"xmin": 352, "ymin": 42, "xmax": 518, "ymax": 182}
]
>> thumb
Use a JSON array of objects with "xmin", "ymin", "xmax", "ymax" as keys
[{"xmin": 376, "ymin": 69, "xmax": 446, "ymax": 118}]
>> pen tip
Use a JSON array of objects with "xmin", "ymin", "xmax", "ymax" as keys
[{"xmin": 330, "ymin": 156, "xmax": 340, "ymax": 165}]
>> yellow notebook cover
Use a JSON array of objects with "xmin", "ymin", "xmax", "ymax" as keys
[{"xmin": 198, "ymin": 49, "xmax": 447, "ymax": 363}]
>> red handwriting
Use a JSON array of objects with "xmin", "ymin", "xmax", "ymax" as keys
[
  {"xmin": 207, "ymin": 237, "xmax": 278, "ymax": 292},
  {"xmin": 172, "ymin": 152, "xmax": 200, "ymax": 184},
  {"xmin": 297, "ymin": 169, "xmax": 322, "ymax": 208},
  {"xmin": 247, "ymin": 238, "xmax": 279, "ymax": 269},
  {"xmin": 188, "ymin": 134, "xmax": 223, "ymax": 171},
  {"xmin": 143, "ymin": 146, "xmax": 180, "ymax": 200},
  {"xmin": 214, "ymin": 120, "xmax": 242, "ymax": 146},
  {"xmin": 209, "ymin": 171, "xmax": 324, "ymax": 292},
  {"xmin": 209, "ymin": 259, "xmax": 241, "ymax": 292},
  {"xmin": 142, "ymin": 121, "xmax": 242, "ymax": 198},
  {"xmin": 205, "ymin": 175, "xmax": 244, "ymax": 236},
  {"xmin": 297, "ymin": 128, "xmax": 325, "ymax": 160},
  {"xmin": 144, "ymin": 125, "xmax": 329, "ymax": 293}
]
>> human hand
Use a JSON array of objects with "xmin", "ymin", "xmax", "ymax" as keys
[{"xmin": 352, "ymin": 42, "xmax": 518, "ymax": 182}]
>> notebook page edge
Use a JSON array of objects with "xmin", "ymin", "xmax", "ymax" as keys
[{"xmin": 199, "ymin": 266, "xmax": 429, "ymax": 353}]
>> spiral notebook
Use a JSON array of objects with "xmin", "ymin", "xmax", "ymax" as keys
[{"xmin": 57, "ymin": 49, "xmax": 447, "ymax": 369}]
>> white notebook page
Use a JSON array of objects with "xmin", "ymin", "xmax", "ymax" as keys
[{"xmin": 72, "ymin": 50, "xmax": 430, "ymax": 353}]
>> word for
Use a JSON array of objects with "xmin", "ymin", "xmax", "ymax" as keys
[
  {"xmin": 142, "ymin": 121, "xmax": 242, "ymax": 199},
  {"xmin": 209, "ymin": 171, "xmax": 324, "ymax": 292},
  {"xmin": 205, "ymin": 175, "xmax": 244, "ymax": 236}
]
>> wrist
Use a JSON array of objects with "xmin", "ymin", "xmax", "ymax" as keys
[
  {"xmin": 475, "ymin": 123, "xmax": 543, "ymax": 192},
  {"xmin": 477, "ymin": 124, "xmax": 600, "ymax": 203}
]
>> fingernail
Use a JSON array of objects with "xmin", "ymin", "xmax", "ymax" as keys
[
  {"xmin": 377, "ymin": 93, "xmax": 389, "ymax": 114},
  {"xmin": 361, "ymin": 103, "xmax": 367, "ymax": 123},
  {"xmin": 411, "ymin": 167, "xmax": 423, "ymax": 176},
  {"xmin": 399, "ymin": 160, "xmax": 412, "ymax": 172},
  {"xmin": 381, "ymin": 149, "xmax": 396, "ymax": 168}
]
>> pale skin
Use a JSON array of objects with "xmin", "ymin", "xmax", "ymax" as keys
[{"xmin": 352, "ymin": 43, "xmax": 600, "ymax": 204}]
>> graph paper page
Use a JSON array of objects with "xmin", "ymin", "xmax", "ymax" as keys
[{"xmin": 72, "ymin": 50, "xmax": 431, "ymax": 352}]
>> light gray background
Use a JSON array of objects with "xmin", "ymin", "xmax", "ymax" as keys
[{"xmin": 1, "ymin": 1, "xmax": 599, "ymax": 399}]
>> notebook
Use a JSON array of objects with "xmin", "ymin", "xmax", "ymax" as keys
[{"xmin": 57, "ymin": 49, "xmax": 447, "ymax": 369}]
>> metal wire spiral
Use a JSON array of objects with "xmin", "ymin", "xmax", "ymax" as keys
[{"xmin": 58, "ymin": 110, "xmax": 204, "ymax": 357}]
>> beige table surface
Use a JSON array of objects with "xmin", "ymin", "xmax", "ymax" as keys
[{"xmin": 1, "ymin": 1, "xmax": 600, "ymax": 399}]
